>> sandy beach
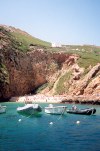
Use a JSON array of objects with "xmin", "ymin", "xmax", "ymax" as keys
[
  {"xmin": 11, "ymin": 94, "xmax": 65, "ymax": 103},
  {"xmin": 10, "ymin": 94, "xmax": 100, "ymax": 105}
]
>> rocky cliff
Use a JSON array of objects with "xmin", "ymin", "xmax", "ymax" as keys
[{"xmin": 0, "ymin": 25, "xmax": 100, "ymax": 102}]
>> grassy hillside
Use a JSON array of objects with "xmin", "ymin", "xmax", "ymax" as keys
[
  {"xmin": 0, "ymin": 25, "xmax": 51, "ymax": 53},
  {"xmin": 11, "ymin": 30, "xmax": 51, "ymax": 48},
  {"xmin": 1, "ymin": 25, "xmax": 100, "ymax": 68},
  {"xmin": 66, "ymin": 45, "xmax": 100, "ymax": 68},
  {"xmin": 46, "ymin": 45, "xmax": 100, "ymax": 68}
]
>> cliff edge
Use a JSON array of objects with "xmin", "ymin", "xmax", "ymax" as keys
[{"xmin": 0, "ymin": 25, "xmax": 100, "ymax": 103}]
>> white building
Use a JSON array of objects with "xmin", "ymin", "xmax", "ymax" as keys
[{"xmin": 51, "ymin": 43, "xmax": 62, "ymax": 47}]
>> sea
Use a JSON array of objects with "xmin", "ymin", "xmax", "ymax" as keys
[{"xmin": 0, "ymin": 102, "xmax": 100, "ymax": 151}]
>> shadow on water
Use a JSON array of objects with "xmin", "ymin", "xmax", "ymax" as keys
[{"xmin": 17, "ymin": 111, "xmax": 42, "ymax": 118}]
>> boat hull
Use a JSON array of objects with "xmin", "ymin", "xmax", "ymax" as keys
[
  {"xmin": 45, "ymin": 106, "xmax": 67, "ymax": 115},
  {"xmin": 17, "ymin": 104, "xmax": 42, "ymax": 115},
  {"xmin": 0, "ymin": 106, "xmax": 6, "ymax": 114},
  {"xmin": 67, "ymin": 108, "xmax": 96, "ymax": 115}
]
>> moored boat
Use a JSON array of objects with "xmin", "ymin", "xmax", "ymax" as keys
[
  {"xmin": 45, "ymin": 104, "xmax": 67, "ymax": 115},
  {"xmin": 17, "ymin": 104, "xmax": 42, "ymax": 115},
  {"xmin": 0, "ymin": 104, "xmax": 6, "ymax": 114},
  {"xmin": 67, "ymin": 106, "xmax": 96, "ymax": 115}
]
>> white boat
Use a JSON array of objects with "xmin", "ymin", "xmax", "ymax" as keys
[
  {"xmin": 17, "ymin": 104, "xmax": 42, "ymax": 115},
  {"xmin": 45, "ymin": 104, "xmax": 67, "ymax": 115},
  {"xmin": 0, "ymin": 104, "xmax": 6, "ymax": 113}
]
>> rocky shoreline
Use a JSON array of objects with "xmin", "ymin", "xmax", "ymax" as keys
[
  {"xmin": 62, "ymin": 95, "xmax": 100, "ymax": 105},
  {"xmin": 10, "ymin": 94, "xmax": 100, "ymax": 105}
]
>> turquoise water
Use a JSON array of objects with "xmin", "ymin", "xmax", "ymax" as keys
[{"xmin": 0, "ymin": 102, "xmax": 100, "ymax": 151}]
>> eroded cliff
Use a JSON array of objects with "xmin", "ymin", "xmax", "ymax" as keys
[{"xmin": 0, "ymin": 25, "xmax": 100, "ymax": 102}]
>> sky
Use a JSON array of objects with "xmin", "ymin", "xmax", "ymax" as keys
[{"xmin": 0, "ymin": 0, "xmax": 100, "ymax": 45}]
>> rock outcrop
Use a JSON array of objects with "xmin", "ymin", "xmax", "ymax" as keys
[
  {"xmin": 0, "ymin": 47, "xmax": 78, "ymax": 100},
  {"xmin": 69, "ymin": 63, "xmax": 100, "ymax": 95},
  {"xmin": 0, "ymin": 25, "xmax": 77, "ymax": 100},
  {"xmin": 0, "ymin": 25, "xmax": 100, "ymax": 103}
]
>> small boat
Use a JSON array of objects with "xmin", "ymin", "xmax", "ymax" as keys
[
  {"xmin": 45, "ymin": 104, "xmax": 67, "ymax": 115},
  {"xmin": 17, "ymin": 104, "xmax": 42, "ymax": 115},
  {"xmin": 0, "ymin": 104, "xmax": 6, "ymax": 114},
  {"xmin": 67, "ymin": 106, "xmax": 96, "ymax": 115}
]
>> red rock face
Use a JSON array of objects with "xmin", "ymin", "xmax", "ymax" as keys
[
  {"xmin": 1, "ymin": 43, "xmax": 100, "ymax": 101},
  {"xmin": 0, "ymin": 25, "xmax": 100, "ymax": 102},
  {"xmin": 84, "ymin": 75, "xmax": 100, "ymax": 95},
  {"xmin": 0, "ymin": 50, "xmax": 46, "ymax": 99},
  {"xmin": 68, "ymin": 64, "xmax": 100, "ymax": 96},
  {"xmin": 0, "ymin": 43, "xmax": 79, "ymax": 100}
]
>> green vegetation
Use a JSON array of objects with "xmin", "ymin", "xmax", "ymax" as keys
[
  {"xmin": 0, "ymin": 26, "xmax": 51, "ymax": 53},
  {"xmin": 48, "ymin": 62, "xmax": 59, "ymax": 72},
  {"xmin": 46, "ymin": 45, "xmax": 100, "ymax": 69},
  {"xmin": 77, "ymin": 51, "xmax": 100, "ymax": 68},
  {"xmin": 11, "ymin": 30, "xmax": 51, "ymax": 51},
  {"xmin": 0, "ymin": 63, "xmax": 9, "ymax": 84},
  {"xmin": 35, "ymin": 83, "xmax": 48, "ymax": 93},
  {"xmin": 48, "ymin": 81, "xmax": 54, "ymax": 90},
  {"xmin": 61, "ymin": 45, "xmax": 100, "ymax": 68},
  {"xmin": 55, "ymin": 71, "xmax": 72, "ymax": 95}
]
